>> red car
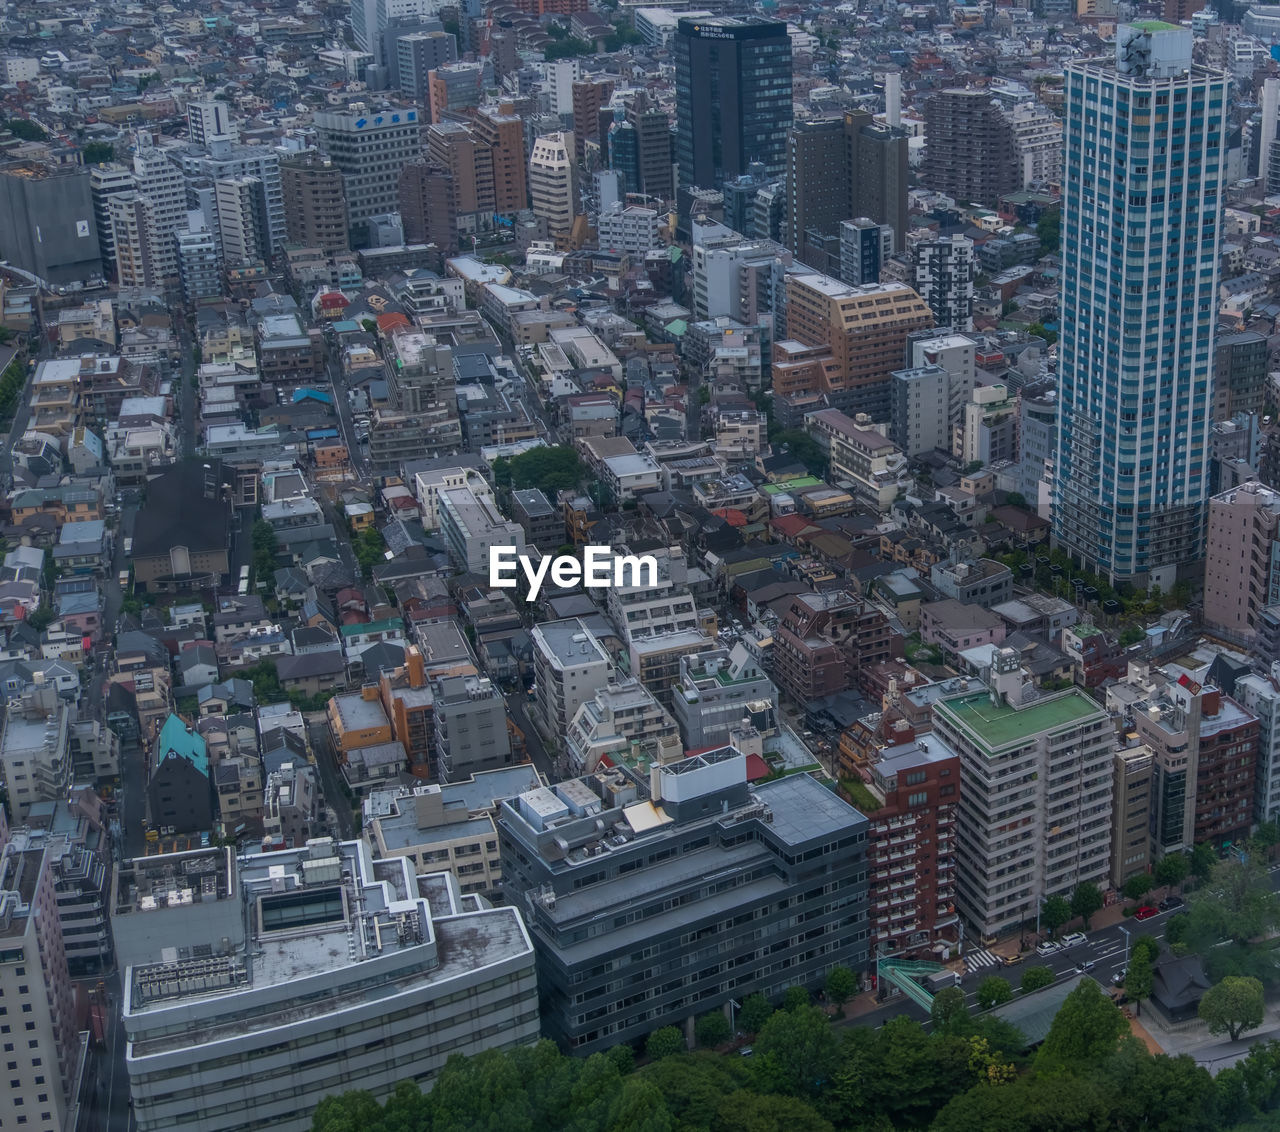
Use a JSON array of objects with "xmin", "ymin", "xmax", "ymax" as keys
[{"xmin": 1133, "ymin": 905, "xmax": 1159, "ymax": 921}]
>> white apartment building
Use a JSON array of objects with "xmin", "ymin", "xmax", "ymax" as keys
[
  {"xmin": 122, "ymin": 839, "xmax": 539, "ymax": 1132},
  {"xmin": 531, "ymin": 619, "xmax": 613, "ymax": 738},
  {"xmin": 0, "ymin": 693, "xmax": 71, "ymax": 823},
  {"xmin": 1002, "ymin": 100, "xmax": 1063, "ymax": 190},
  {"xmin": 126, "ymin": 132, "xmax": 187, "ymax": 282},
  {"xmin": 1235, "ymin": 666, "xmax": 1280, "ymax": 824},
  {"xmin": 930, "ymin": 650, "xmax": 1113, "ymax": 939},
  {"xmin": 602, "ymin": 545, "xmax": 701, "ymax": 644},
  {"xmin": 414, "ymin": 465, "xmax": 494, "ymax": 530},
  {"xmin": 529, "ymin": 131, "xmax": 577, "ymax": 239},
  {"xmin": 565, "ymin": 678, "xmax": 682, "ymax": 773},
  {"xmin": 597, "ymin": 202, "xmax": 662, "ymax": 256}
]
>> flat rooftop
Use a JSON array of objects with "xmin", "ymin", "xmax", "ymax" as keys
[{"xmin": 937, "ymin": 689, "xmax": 1106, "ymax": 752}]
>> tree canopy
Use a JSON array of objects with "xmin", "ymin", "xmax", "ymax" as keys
[
  {"xmin": 498, "ymin": 445, "xmax": 586, "ymax": 499},
  {"xmin": 311, "ymin": 1000, "xmax": 1280, "ymax": 1132},
  {"xmin": 1200, "ymin": 977, "xmax": 1266, "ymax": 1042}
]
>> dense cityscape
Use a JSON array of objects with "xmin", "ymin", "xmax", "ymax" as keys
[{"xmin": 2, "ymin": 0, "xmax": 1280, "ymax": 1128}]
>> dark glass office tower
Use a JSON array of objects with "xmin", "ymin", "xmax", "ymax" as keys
[{"xmin": 674, "ymin": 16, "xmax": 792, "ymax": 191}]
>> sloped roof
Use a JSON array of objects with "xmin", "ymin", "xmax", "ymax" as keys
[{"xmin": 155, "ymin": 713, "xmax": 209, "ymax": 778}]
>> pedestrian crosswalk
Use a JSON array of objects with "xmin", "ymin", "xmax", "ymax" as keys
[{"xmin": 964, "ymin": 948, "xmax": 1002, "ymax": 971}]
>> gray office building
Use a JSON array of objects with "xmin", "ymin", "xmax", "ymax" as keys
[
  {"xmin": 432, "ymin": 674, "xmax": 514, "ymax": 782},
  {"xmin": 498, "ymin": 747, "xmax": 869, "ymax": 1053},
  {"xmin": 0, "ymin": 162, "xmax": 100, "ymax": 285},
  {"xmin": 670, "ymin": 645, "xmax": 777, "ymax": 750}
]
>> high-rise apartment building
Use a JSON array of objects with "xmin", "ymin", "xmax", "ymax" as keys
[
  {"xmin": 839, "ymin": 217, "xmax": 892, "ymax": 285},
  {"xmin": 1002, "ymin": 99, "xmax": 1064, "ymax": 190},
  {"xmin": 1134, "ymin": 674, "xmax": 1257, "ymax": 855},
  {"xmin": 176, "ymin": 216, "xmax": 220, "ymax": 303},
  {"xmin": 352, "ymin": 0, "xmax": 444, "ymax": 66},
  {"xmin": 214, "ymin": 176, "xmax": 269, "ymax": 268},
  {"xmin": 930, "ymin": 652, "xmax": 1113, "ymax": 939},
  {"xmin": 674, "ymin": 17, "xmax": 792, "ymax": 190},
  {"xmin": 890, "ymin": 364, "xmax": 951, "ymax": 458},
  {"xmin": 280, "ymin": 152, "xmax": 350, "ymax": 254},
  {"xmin": 314, "ymin": 104, "xmax": 424, "ymax": 233},
  {"xmin": 395, "ymin": 28, "xmax": 456, "ymax": 103},
  {"xmin": 923, "ymin": 89, "xmax": 1017, "ymax": 205},
  {"xmin": 88, "ymin": 161, "xmax": 135, "ymax": 274},
  {"xmin": 1235, "ymin": 666, "xmax": 1280, "ymax": 824},
  {"xmin": 0, "ymin": 835, "xmax": 83, "ymax": 1132},
  {"xmin": 529, "ymin": 131, "xmax": 577, "ymax": 239},
  {"xmin": 1110, "ymin": 744, "xmax": 1155, "ymax": 888},
  {"xmin": 840, "ymin": 719, "xmax": 962, "ymax": 959},
  {"xmin": 186, "ymin": 100, "xmax": 239, "ymax": 146},
  {"xmin": 530, "ymin": 619, "xmax": 613, "ymax": 739},
  {"xmin": 1203, "ymin": 481, "xmax": 1280, "ymax": 646},
  {"xmin": 785, "ymin": 111, "xmax": 908, "ymax": 271},
  {"xmin": 471, "ymin": 104, "xmax": 529, "ymax": 214},
  {"xmin": 498, "ymin": 749, "xmax": 869, "ymax": 1054},
  {"xmin": 172, "ymin": 137, "xmax": 286, "ymax": 264},
  {"xmin": 914, "ymin": 234, "xmax": 974, "ymax": 331},
  {"xmin": 608, "ymin": 93, "xmax": 674, "ymax": 203},
  {"xmin": 398, "ymin": 160, "xmax": 457, "ymax": 251},
  {"xmin": 571, "ymin": 77, "xmax": 614, "ymax": 164},
  {"xmin": 1055, "ymin": 24, "xmax": 1228, "ymax": 587}
]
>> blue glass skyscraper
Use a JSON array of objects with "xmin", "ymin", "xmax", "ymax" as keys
[{"xmin": 1055, "ymin": 23, "xmax": 1227, "ymax": 588}]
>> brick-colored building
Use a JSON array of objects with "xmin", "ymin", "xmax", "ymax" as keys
[
  {"xmin": 773, "ymin": 590, "xmax": 895, "ymax": 704},
  {"xmin": 841, "ymin": 716, "xmax": 961, "ymax": 959}
]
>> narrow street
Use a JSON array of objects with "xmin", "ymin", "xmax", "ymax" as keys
[{"xmin": 306, "ymin": 716, "xmax": 356, "ymax": 839}]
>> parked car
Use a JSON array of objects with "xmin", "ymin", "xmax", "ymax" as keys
[
  {"xmin": 1060, "ymin": 932, "xmax": 1087, "ymax": 948},
  {"xmin": 1133, "ymin": 905, "xmax": 1159, "ymax": 921},
  {"xmin": 1158, "ymin": 895, "xmax": 1184, "ymax": 912},
  {"xmin": 1036, "ymin": 940, "xmax": 1060, "ymax": 957},
  {"xmin": 1113, "ymin": 969, "xmax": 1127, "ymax": 986}
]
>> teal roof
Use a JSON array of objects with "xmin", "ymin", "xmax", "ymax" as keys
[{"xmin": 156, "ymin": 713, "xmax": 209, "ymax": 778}]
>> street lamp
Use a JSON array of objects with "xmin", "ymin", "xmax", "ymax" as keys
[{"xmin": 1119, "ymin": 925, "xmax": 1130, "ymax": 969}]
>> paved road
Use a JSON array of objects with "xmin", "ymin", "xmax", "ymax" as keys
[
  {"xmin": 505, "ymin": 690, "xmax": 555, "ymax": 781},
  {"xmin": 860, "ymin": 904, "xmax": 1187, "ymax": 1029},
  {"xmin": 324, "ymin": 352, "xmax": 367, "ymax": 478},
  {"xmin": 307, "ymin": 717, "xmax": 355, "ymax": 840}
]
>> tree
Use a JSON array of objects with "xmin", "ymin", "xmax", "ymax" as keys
[
  {"xmin": 1027, "ymin": 322, "xmax": 1058, "ymax": 346},
  {"xmin": 1020, "ymin": 966, "xmax": 1055, "ymax": 994},
  {"xmin": 1035, "ymin": 979, "xmax": 1127, "ymax": 1073},
  {"xmin": 1119, "ymin": 624, "xmax": 1145, "ymax": 647},
  {"xmin": 251, "ymin": 519, "xmax": 278, "ymax": 580},
  {"xmin": 931, "ymin": 986, "xmax": 969, "ymax": 1031},
  {"xmin": 1036, "ymin": 209, "xmax": 1061, "ymax": 253},
  {"xmin": 1123, "ymin": 872, "xmax": 1153, "ymax": 901},
  {"xmin": 645, "ymin": 1027, "xmax": 685, "ymax": 1060},
  {"xmin": 931, "ymin": 1073, "xmax": 1112, "ymax": 1132},
  {"xmin": 353, "ymin": 525, "xmax": 387, "ymax": 579},
  {"xmin": 1041, "ymin": 894, "xmax": 1071, "ymax": 937},
  {"xmin": 781, "ymin": 986, "xmax": 810, "ymax": 1012},
  {"xmin": 27, "ymin": 604, "xmax": 53, "ymax": 631},
  {"xmin": 751, "ymin": 1004, "xmax": 839, "ymax": 1097},
  {"xmin": 606, "ymin": 1044, "xmax": 635, "ymax": 1075},
  {"xmin": 312, "ymin": 1090, "xmax": 387, "ymax": 1132},
  {"xmin": 738, "ymin": 993, "xmax": 774, "ymax": 1034},
  {"xmin": 1190, "ymin": 841, "xmax": 1217, "ymax": 883},
  {"xmin": 1070, "ymin": 881, "xmax": 1104, "ymax": 930},
  {"xmin": 976, "ymin": 976, "xmax": 1013, "ymax": 1010},
  {"xmin": 772, "ymin": 430, "xmax": 826, "ymax": 477},
  {"xmin": 508, "ymin": 445, "xmax": 585, "ymax": 498},
  {"xmin": 1156, "ymin": 851, "xmax": 1189, "ymax": 893},
  {"xmin": 1131, "ymin": 935, "xmax": 1161, "ymax": 967},
  {"xmin": 823, "ymin": 966, "xmax": 856, "ymax": 1011},
  {"xmin": 1124, "ymin": 951, "xmax": 1154, "ymax": 1016},
  {"xmin": 4, "ymin": 117, "xmax": 45, "ymax": 141},
  {"xmin": 1199, "ymin": 976, "xmax": 1265, "ymax": 1042},
  {"xmin": 82, "ymin": 141, "xmax": 114, "ymax": 163},
  {"xmin": 696, "ymin": 1010, "xmax": 731, "ymax": 1048},
  {"xmin": 710, "ymin": 1092, "xmax": 833, "ymax": 1132}
]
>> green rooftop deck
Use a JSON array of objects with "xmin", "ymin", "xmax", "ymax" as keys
[{"xmin": 937, "ymin": 689, "xmax": 1105, "ymax": 752}]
